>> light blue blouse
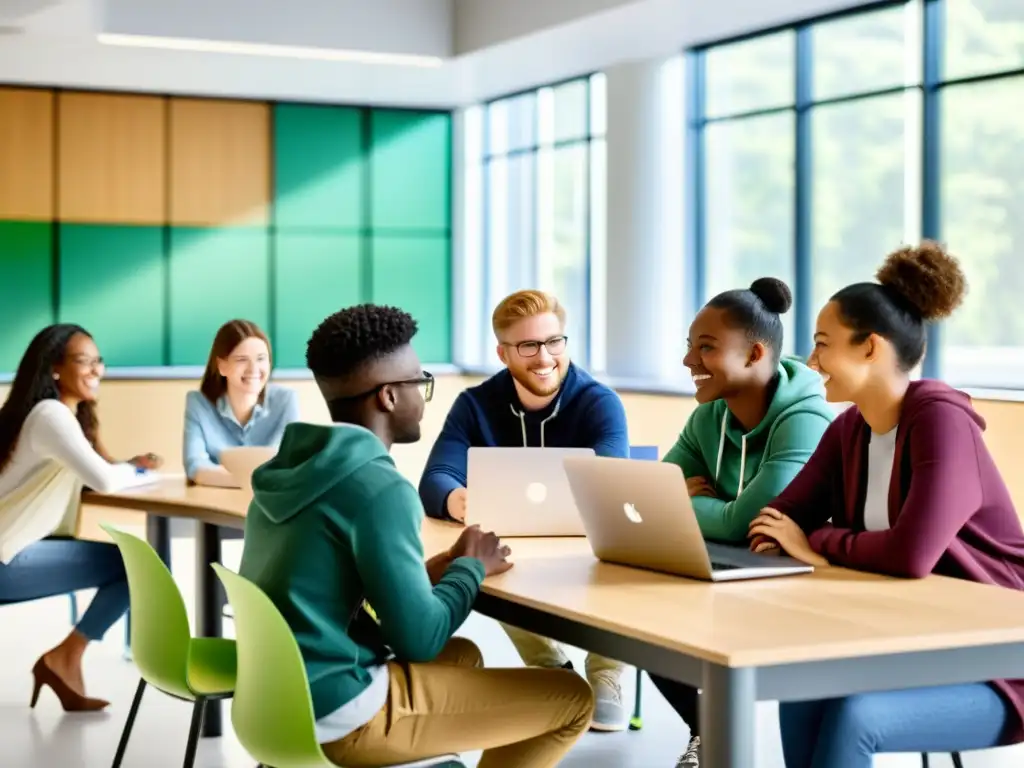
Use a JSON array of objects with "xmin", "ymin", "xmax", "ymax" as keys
[{"xmin": 183, "ymin": 384, "xmax": 301, "ymax": 479}]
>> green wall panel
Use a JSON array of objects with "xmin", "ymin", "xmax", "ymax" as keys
[
  {"xmin": 0, "ymin": 222, "xmax": 53, "ymax": 373},
  {"xmin": 168, "ymin": 227, "xmax": 270, "ymax": 366},
  {"xmin": 369, "ymin": 111, "xmax": 451, "ymax": 231},
  {"xmin": 58, "ymin": 224, "xmax": 166, "ymax": 367},
  {"xmin": 273, "ymin": 232, "xmax": 364, "ymax": 368},
  {"xmin": 274, "ymin": 104, "xmax": 365, "ymax": 229},
  {"xmin": 370, "ymin": 235, "xmax": 451, "ymax": 363}
]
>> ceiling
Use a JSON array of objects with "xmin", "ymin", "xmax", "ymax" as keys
[{"xmin": 0, "ymin": 0, "xmax": 874, "ymax": 107}]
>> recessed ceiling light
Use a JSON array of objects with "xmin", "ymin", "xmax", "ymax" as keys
[{"xmin": 97, "ymin": 33, "xmax": 444, "ymax": 68}]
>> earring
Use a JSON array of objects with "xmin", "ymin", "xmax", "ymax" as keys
[{"xmin": 53, "ymin": 373, "xmax": 59, "ymax": 380}]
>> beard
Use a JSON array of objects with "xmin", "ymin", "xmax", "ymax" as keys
[{"xmin": 510, "ymin": 363, "xmax": 564, "ymax": 398}]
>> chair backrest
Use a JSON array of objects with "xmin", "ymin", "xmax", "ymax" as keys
[
  {"xmin": 101, "ymin": 524, "xmax": 195, "ymax": 699},
  {"xmin": 629, "ymin": 445, "xmax": 659, "ymax": 461},
  {"xmin": 212, "ymin": 564, "xmax": 327, "ymax": 768}
]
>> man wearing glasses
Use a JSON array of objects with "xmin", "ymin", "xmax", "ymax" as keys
[{"xmin": 419, "ymin": 289, "xmax": 631, "ymax": 732}]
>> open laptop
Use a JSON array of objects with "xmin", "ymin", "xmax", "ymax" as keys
[
  {"xmin": 219, "ymin": 446, "xmax": 277, "ymax": 495},
  {"xmin": 467, "ymin": 447, "xmax": 595, "ymax": 536},
  {"xmin": 562, "ymin": 455, "xmax": 814, "ymax": 582}
]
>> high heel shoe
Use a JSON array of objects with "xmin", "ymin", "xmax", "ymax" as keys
[{"xmin": 30, "ymin": 658, "xmax": 109, "ymax": 712}]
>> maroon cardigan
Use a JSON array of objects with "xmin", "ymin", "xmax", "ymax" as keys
[{"xmin": 771, "ymin": 379, "xmax": 1024, "ymax": 743}]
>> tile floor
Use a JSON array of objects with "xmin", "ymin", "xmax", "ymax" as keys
[{"xmin": 0, "ymin": 529, "xmax": 1019, "ymax": 767}]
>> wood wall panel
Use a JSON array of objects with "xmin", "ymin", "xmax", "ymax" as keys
[
  {"xmin": 58, "ymin": 92, "xmax": 166, "ymax": 224},
  {"xmin": 169, "ymin": 98, "xmax": 270, "ymax": 226},
  {"xmin": 0, "ymin": 88, "xmax": 54, "ymax": 220}
]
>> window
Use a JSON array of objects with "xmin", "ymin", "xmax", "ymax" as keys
[
  {"xmin": 692, "ymin": 0, "xmax": 1024, "ymax": 387},
  {"xmin": 479, "ymin": 75, "xmax": 605, "ymax": 369}
]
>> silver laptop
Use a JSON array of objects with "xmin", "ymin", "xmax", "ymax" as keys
[
  {"xmin": 467, "ymin": 447, "xmax": 595, "ymax": 536},
  {"xmin": 562, "ymin": 455, "xmax": 814, "ymax": 582},
  {"xmin": 219, "ymin": 446, "xmax": 277, "ymax": 495}
]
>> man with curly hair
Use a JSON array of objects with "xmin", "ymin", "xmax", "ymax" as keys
[{"xmin": 239, "ymin": 304, "xmax": 595, "ymax": 768}]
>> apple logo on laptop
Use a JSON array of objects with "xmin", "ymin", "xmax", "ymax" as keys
[
  {"xmin": 526, "ymin": 482, "xmax": 548, "ymax": 504},
  {"xmin": 623, "ymin": 502, "xmax": 643, "ymax": 523}
]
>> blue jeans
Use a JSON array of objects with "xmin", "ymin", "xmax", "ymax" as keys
[
  {"xmin": 0, "ymin": 537, "xmax": 129, "ymax": 641},
  {"xmin": 780, "ymin": 683, "xmax": 1009, "ymax": 768}
]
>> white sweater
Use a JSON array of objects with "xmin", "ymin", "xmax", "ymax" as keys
[{"xmin": 0, "ymin": 399, "xmax": 156, "ymax": 563}]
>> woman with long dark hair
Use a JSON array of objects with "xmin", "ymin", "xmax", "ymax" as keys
[
  {"xmin": 183, "ymin": 319, "xmax": 299, "ymax": 486},
  {"xmin": 0, "ymin": 324, "xmax": 160, "ymax": 711}
]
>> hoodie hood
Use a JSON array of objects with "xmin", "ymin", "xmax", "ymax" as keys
[
  {"xmin": 901, "ymin": 379, "xmax": 986, "ymax": 431},
  {"xmin": 250, "ymin": 422, "xmax": 391, "ymax": 523},
  {"xmin": 710, "ymin": 357, "xmax": 832, "ymax": 495}
]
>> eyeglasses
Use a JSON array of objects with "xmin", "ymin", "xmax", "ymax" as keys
[
  {"xmin": 503, "ymin": 335, "xmax": 568, "ymax": 358},
  {"xmin": 68, "ymin": 355, "xmax": 105, "ymax": 371},
  {"xmin": 331, "ymin": 371, "xmax": 435, "ymax": 405}
]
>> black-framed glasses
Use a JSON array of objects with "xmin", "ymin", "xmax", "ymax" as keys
[
  {"xmin": 503, "ymin": 335, "xmax": 568, "ymax": 358},
  {"xmin": 331, "ymin": 371, "xmax": 435, "ymax": 405}
]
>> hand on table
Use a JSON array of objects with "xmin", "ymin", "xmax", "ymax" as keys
[
  {"xmin": 748, "ymin": 508, "xmax": 828, "ymax": 567},
  {"xmin": 686, "ymin": 476, "xmax": 717, "ymax": 498},
  {"xmin": 129, "ymin": 453, "xmax": 163, "ymax": 470},
  {"xmin": 446, "ymin": 487, "xmax": 467, "ymax": 522},
  {"xmin": 450, "ymin": 524, "xmax": 512, "ymax": 577}
]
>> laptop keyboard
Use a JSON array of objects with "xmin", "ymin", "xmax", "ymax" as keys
[{"xmin": 710, "ymin": 560, "xmax": 742, "ymax": 571}]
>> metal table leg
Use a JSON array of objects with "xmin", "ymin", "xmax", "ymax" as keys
[
  {"xmin": 146, "ymin": 514, "xmax": 171, "ymax": 569},
  {"xmin": 195, "ymin": 522, "xmax": 224, "ymax": 738},
  {"xmin": 700, "ymin": 663, "xmax": 756, "ymax": 768}
]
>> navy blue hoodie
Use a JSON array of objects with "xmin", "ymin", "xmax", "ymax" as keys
[{"xmin": 419, "ymin": 363, "xmax": 629, "ymax": 520}]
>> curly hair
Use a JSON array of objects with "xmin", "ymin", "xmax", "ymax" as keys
[
  {"xmin": 0, "ymin": 324, "xmax": 99, "ymax": 472},
  {"xmin": 831, "ymin": 240, "xmax": 968, "ymax": 372},
  {"xmin": 306, "ymin": 304, "xmax": 418, "ymax": 380}
]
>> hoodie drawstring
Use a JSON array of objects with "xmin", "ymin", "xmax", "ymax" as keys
[
  {"xmin": 509, "ymin": 399, "xmax": 562, "ymax": 448},
  {"xmin": 715, "ymin": 409, "xmax": 748, "ymax": 497}
]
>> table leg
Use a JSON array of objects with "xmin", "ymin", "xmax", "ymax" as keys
[
  {"xmin": 146, "ymin": 514, "xmax": 171, "ymax": 569},
  {"xmin": 195, "ymin": 522, "xmax": 223, "ymax": 738},
  {"xmin": 700, "ymin": 663, "xmax": 756, "ymax": 768}
]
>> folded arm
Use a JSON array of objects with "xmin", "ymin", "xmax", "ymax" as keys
[
  {"xmin": 183, "ymin": 394, "xmax": 217, "ymax": 480},
  {"xmin": 692, "ymin": 412, "xmax": 832, "ymax": 542},
  {"xmin": 353, "ymin": 481, "xmax": 484, "ymax": 662},
  {"xmin": 662, "ymin": 416, "xmax": 713, "ymax": 481},
  {"xmin": 809, "ymin": 410, "xmax": 984, "ymax": 578}
]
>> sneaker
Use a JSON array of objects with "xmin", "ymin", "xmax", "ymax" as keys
[
  {"xmin": 588, "ymin": 675, "xmax": 628, "ymax": 732},
  {"xmin": 676, "ymin": 735, "xmax": 700, "ymax": 767}
]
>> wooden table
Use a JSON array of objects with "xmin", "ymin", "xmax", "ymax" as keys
[{"xmin": 88, "ymin": 479, "xmax": 1024, "ymax": 767}]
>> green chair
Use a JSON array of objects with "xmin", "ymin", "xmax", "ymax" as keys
[
  {"xmin": 103, "ymin": 525, "xmax": 237, "ymax": 768},
  {"xmin": 212, "ymin": 564, "xmax": 463, "ymax": 768}
]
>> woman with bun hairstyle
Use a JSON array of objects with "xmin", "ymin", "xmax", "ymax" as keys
[
  {"xmin": 749, "ymin": 242, "xmax": 1024, "ymax": 767},
  {"xmin": 184, "ymin": 319, "xmax": 300, "ymax": 487},
  {"xmin": 650, "ymin": 278, "xmax": 835, "ymax": 767}
]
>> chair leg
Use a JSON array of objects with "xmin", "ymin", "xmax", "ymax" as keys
[
  {"xmin": 920, "ymin": 754, "xmax": 928, "ymax": 768},
  {"xmin": 951, "ymin": 753, "xmax": 964, "ymax": 768},
  {"xmin": 629, "ymin": 668, "xmax": 644, "ymax": 731},
  {"xmin": 182, "ymin": 698, "xmax": 207, "ymax": 768},
  {"xmin": 111, "ymin": 679, "xmax": 147, "ymax": 768}
]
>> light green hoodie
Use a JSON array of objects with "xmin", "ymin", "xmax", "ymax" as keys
[
  {"xmin": 663, "ymin": 358, "xmax": 834, "ymax": 543},
  {"xmin": 238, "ymin": 422, "xmax": 484, "ymax": 720}
]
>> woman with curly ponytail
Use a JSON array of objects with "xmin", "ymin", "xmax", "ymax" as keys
[{"xmin": 0, "ymin": 324, "xmax": 161, "ymax": 712}]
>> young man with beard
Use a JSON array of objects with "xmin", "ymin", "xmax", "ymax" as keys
[
  {"xmin": 239, "ymin": 304, "xmax": 595, "ymax": 768},
  {"xmin": 419, "ymin": 289, "xmax": 631, "ymax": 732}
]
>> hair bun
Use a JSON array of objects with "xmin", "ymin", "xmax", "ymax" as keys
[
  {"xmin": 749, "ymin": 277, "xmax": 793, "ymax": 314},
  {"xmin": 876, "ymin": 241, "xmax": 967, "ymax": 321}
]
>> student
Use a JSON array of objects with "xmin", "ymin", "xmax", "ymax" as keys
[
  {"xmin": 649, "ymin": 277, "xmax": 834, "ymax": 767},
  {"xmin": 747, "ymin": 243, "xmax": 1024, "ymax": 768},
  {"xmin": 0, "ymin": 324, "xmax": 161, "ymax": 712},
  {"xmin": 418, "ymin": 289, "xmax": 631, "ymax": 731},
  {"xmin": 238, "ymin": 304, "xmax": 595, "ymax": 768},
  {"xmin": 183, "ymin": 319, "xmax": 300, "ymax": 486}
]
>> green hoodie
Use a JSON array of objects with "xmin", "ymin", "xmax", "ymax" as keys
[
  {"xmin": 238, "ymin": 422, "xmax": 485, "ymax": 720},
  {"xmin": 663, "ymin": 358, "xmax": 834, "ymax": 543}
]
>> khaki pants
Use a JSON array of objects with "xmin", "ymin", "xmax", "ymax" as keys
[
  {"xmin": 322, "ymin": 638, "xmax": 595, "ymax": 768},
  {"xmin": 501, "ymin": 622, "xmax": 624, "ymax": 683}
]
